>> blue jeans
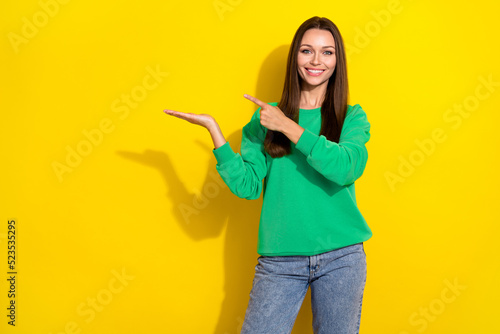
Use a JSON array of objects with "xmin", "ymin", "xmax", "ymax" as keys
[{"xmin": 240, "ymin": 242, "xmax": 367, "ymax": 334}]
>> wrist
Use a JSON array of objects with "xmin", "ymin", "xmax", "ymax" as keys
[
  {"xmin": 207, "ymin": 122, "xmax": 226, "ymax": 149},
  {"xmin": 206, "ymin": 119, "xmax": 220, "ymax": 133}
]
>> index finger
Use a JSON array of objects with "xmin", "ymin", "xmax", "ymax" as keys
[{"xmin": 243, "ymin": 94, "xmax": 267, "ymax": 109}]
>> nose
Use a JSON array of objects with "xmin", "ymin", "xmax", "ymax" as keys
[{"xmin": 310, "ymin": 52, "xmax": 321, "ymax": 66}]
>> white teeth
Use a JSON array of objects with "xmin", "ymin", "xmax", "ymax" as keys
[{"xmin": 307, "ymin": 69, "xmax": 324, "ymax": 73}]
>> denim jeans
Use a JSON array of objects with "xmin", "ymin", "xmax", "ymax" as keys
[{"xmin": 240, "ymin": 242, "xmax": 367, "ymax": 334}]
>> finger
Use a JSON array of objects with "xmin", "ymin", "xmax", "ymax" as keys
[
  {"xmin": 243, "ymin": 94, "xmax": 267, "ymax": 109},
  {"xmin": 164, "ymin": 109, "xmax": 194, "ymax": 121},
  {"xmin": 164, "ymin": 109, "xmax": 181, "ymax": 115},
  {"xmin": 164, "ymin": 109, "xmax": 188, "ymax": 118}
]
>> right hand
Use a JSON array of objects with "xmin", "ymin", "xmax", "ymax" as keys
[
  {"xmin": 163, "ymin": 109, "xmax": 218, "ymax": 130},
  {"xmin": 163, "ymin": 109, "xmax": 227, "ymax": 149}
]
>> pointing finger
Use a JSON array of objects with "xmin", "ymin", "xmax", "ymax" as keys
[{"xmin": 243, "ymin": 94, "xmax": 267, "ymax": 109}]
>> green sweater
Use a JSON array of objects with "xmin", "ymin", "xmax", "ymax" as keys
[{"xmin": 212, "ymin": 102, "xmax": 372, "ymax": 256}]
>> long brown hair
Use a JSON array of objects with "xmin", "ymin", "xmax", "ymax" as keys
[{"xmin": 264, "ymin": 16, "xmax": 349, "ymax": 158}]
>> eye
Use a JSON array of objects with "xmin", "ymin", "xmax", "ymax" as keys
[{"xmin": 300, "ymin": 49, "xmax": 334, "ymax": 55}]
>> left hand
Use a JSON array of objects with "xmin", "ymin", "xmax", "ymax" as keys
[{"xmin": 243, "ymin": 94, "xmax": 288, "ymax": 132}]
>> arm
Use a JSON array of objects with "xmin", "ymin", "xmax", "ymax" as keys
[
  {"xmin": 293, "ymin": 104, "xmax": 371, "ymax": 186},
  {"xmin": 212, "ymin": 108, "xmax": 268, "ymax": 200},
  {"xmin": 207, "ymin": 121, "xmax": 227, "ymax": 150},
  {"xmin": 163, "ymin": 104, "xmax": 267, "ymax": 199}
]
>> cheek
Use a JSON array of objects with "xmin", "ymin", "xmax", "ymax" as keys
[
  {"xmin": 297, "ymin": 54, "xmax": 308, "ymax": 67},
  {"xmin": 327, "ymin": 57, "xmax": 336, "ymax": 68}
]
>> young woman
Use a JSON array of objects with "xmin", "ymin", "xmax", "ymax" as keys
[{"xmin": 163, "ymin": 16, "xmax": 372, "ymax": 334}]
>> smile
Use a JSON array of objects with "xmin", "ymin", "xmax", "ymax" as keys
[{"xmin": 306, "ymin": 68, "xmax": 325, "ymax": 76}]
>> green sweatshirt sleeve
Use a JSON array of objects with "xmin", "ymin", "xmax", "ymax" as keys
[
  {"xmin": 294, "ymin": 104, "xmax": 371, "ymax": 186},
  {"xmin": 212, "ymin": 107, "xmax": 268, "ymax": 200}
]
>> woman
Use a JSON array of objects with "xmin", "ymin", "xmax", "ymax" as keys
[{"xmin": 164, "ymin": 16, "xmax": 372, "ymax": 334}]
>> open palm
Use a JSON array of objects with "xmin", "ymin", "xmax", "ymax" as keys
[{"xmin": 164, "ymin": 109, "xmax": 216, "ymax": 129}]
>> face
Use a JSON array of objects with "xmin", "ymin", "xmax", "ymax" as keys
[{"xmin": 297, "ymin": 28, "xmax": 336, "ymax": 89}]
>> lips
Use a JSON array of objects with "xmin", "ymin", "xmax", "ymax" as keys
[{"xmin": 306, "ymin": 68, "xmax": 325, "ymax": 76}]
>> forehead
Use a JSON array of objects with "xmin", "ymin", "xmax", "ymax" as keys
[{"xmin": 300, "ymin": 28, "xmax": 335, "ymax": 46}]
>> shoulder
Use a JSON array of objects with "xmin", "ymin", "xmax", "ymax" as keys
[
  {"xmin": 343, "ymin": 104, "xmax": 370, "ymax": 137},
  {"xmin": 346, "ymin": 104, "xmax": 369, "ymax": 123},
  {"xmin": 347, "ymin": 103, "xmax": 364, "ymax": 117}
]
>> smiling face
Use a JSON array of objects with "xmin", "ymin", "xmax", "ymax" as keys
[{"xmin": 297, "ymin": 28, "xmax": 337, "ymax": 90}]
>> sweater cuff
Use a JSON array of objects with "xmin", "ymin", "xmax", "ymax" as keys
[
  {"xmin": 213, "ymin": 141, "xmax": 237, "ymax": 165},
  {"xmin": 295, "ymin": 128, "xmax": 318, "ymax": 156}
]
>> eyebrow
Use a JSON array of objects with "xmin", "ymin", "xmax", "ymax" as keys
[{"xmin": 300, "ymin": 44, "xmax": 335, "ymax": 49}]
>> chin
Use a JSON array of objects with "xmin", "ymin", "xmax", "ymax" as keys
[{"xmin": 302, "ymin": 76, "xmax": 328, "ymax": 87}]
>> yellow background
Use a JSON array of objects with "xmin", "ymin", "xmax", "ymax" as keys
[{"xmin": 1, "ymin": 0, "xmax": 499, "ymax": 333}]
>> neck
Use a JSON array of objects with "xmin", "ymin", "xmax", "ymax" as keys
[{"xmin": 299, "ymin": 80, "xmax": 328, "ymax": 109}]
